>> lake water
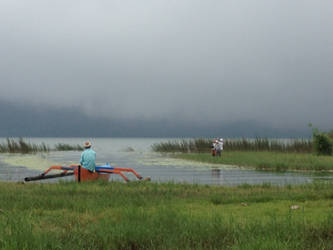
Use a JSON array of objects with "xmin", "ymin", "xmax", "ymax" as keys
[{"xmin": 0, "ymin": 138, "xmax": 331, "ymax": 186}]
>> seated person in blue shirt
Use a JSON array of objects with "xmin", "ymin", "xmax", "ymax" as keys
[{"xmin": 80, "ymin": 141, "xmax": 96, "ymax": 173}]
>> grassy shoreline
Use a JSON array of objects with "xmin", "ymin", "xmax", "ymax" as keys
[
  {"xmin": 173, "ymin": 152, "xmax": 333, "ymax": 172},
  {"xmin": 1, "ymin": 181, "xmax": 333, "ymax": 249}
]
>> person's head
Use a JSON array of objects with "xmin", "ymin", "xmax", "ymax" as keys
[
  {"xmin": 84, "ymin": 141, "xmax": 92, "ymax": 149},
  {"xmin": 219, "ymin": 138, "xmax": 223, "ymax": 142}
]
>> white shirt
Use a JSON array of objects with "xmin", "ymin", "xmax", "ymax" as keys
[{"xmin": 216, "ymin": 141, "xmax": 223, "ymax": 150}]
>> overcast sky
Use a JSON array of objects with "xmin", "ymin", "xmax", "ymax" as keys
[{"xmin": 0, "ymin": 0, "xmax": 332, "ymax": 130}]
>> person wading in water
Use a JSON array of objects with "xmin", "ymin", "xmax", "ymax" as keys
[
  {"xmin": 216, "ymin": 138, "xmax": 224, "ymax": 157},
  {"xmin": 211, "ymin": 139, "xmax": 217, "ymax": 157}
]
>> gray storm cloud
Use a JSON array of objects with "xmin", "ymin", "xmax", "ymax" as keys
[{"xmin": 0, "ymin": 0, "xmax": 332, "ymax": 129}]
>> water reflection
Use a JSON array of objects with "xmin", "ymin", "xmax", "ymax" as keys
[
  {"xmin": 211, "ymin": 168, "xmax": 223, "ymax": 185},
  {"xmin": 211, "ymin": 168, "xmax": 221, "ymax": 178}
]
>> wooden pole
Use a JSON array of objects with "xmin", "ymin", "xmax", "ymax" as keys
[{"xmin": 78, "ymin": 165, "xmax": 81, "ymax": 183}]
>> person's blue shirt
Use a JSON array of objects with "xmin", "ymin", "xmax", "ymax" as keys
[{"xmin": 80, "ymin": 147, "xmax": 96, "ymax": 172}]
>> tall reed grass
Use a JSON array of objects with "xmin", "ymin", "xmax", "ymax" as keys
[
  {"xmin": 54, "ymin": 143, "xmax": 83, "ymax": 151},
  {"xmin": 0, "ymin": 138, "xmax": 49, "ymax": 153},
  {"xmin": 0, "ymin": 138, "xmax": 83, "ymax": 153},
  {"xmin": 152, "ymin": 138, "xmax": 313, "ymax": 153}
]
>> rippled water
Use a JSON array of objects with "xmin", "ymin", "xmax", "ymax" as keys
[{"xmin": 0, "ymin": 138, "xmax": 331, "ymax": 185}]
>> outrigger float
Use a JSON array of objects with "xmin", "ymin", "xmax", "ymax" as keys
[{"xmin": 24, "ymin": 164, "xmax": 150, "ymax": 183}]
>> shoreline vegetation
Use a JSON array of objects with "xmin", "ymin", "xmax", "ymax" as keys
[
  {"xmin": 174, "ymin": 152, "xmax": 333, "ymax": 172},
  {"xmin": 0, "ymin": 181, "xmax": 332, "ymax": 249},
  {"xmin": 152, "ymin": 138, "xmax": 313, "ymax": 153},
  {"xmin": 0, "ymin": 138, "xmax": 83, "ymax": 154},
  {"xmin": 152, "ymin": 138, "xmax": 333, "ymax": 172}
]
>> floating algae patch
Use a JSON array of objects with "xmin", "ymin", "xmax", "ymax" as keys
[
  {"xmin": 136, "ymin": 152, "xmax": 239, "ymax": 170},
  {"xmin": 1, "ymin": 154, "xmax": 60, "ymax": 171}
]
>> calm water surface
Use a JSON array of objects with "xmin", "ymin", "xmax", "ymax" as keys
[{"xmin": 0, "ymin": 138, "xmax": 331, "ymax": 185}]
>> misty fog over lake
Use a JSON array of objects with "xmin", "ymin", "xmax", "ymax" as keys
[{"xmin": 0, "ymin": 0, "xmax": 332, "ymax": 137}]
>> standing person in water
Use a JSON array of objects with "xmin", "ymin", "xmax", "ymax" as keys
[
  {"xmin": 211, "ymin": 139, "xmax": 217, "ymax": 157},
  {"xmin": 216, "ymin": 138, "xmax": 224, "ymax": 157},
  {"xmin": 80, "ymin": 141, "xmax": 96, "ymax": 173}
]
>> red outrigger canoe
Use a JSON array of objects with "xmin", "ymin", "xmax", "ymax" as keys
[{"xmin": 24, "ymin": 164, "xmax": 150, "ymax": 182}]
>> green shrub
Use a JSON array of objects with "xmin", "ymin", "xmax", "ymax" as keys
[
  {"xmin": 210, "ymin": 194, "xmax": 223, "ymax": 205},
  {"xmin": 313, "ymin": 133, "xmax": 332, "ymax": 156},
  {"xmin": 328, "ymin": 130, "xmax": 333, "ymax": 140}
]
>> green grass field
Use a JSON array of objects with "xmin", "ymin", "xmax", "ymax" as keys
[
  {"xmin": 173, "ymin": 152, "xmax": 333, "ymax": 172},
  {"xmin": 1, "ymin": 181, "xmax": 333, "ymax": 249}
]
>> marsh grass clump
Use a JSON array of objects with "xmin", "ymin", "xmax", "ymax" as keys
[
  {"xmin": 54, "ymin": 143, "xmax": 84, "ymax": 151},
  {"xmin": 0, "ymin": 138, "xmax": 49, "ymax": 153},
  {"xmin": 223, "ymin": 138, "xmax": 312, "ymax": 153},
  {"xmin": 0, "ymin": 138, "xmax": 84, "ymax": 154},
  {"xmin": 210, "ymin": 193, "xmax": 224, "ymax": 205},
  {"xmin": 151, "ymin": 138, "xmax": 213, "ymax": 153}
]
